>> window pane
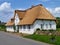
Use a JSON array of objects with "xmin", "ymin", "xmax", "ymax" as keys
[
  {"xmin": 50, "ymin": 24, "xmax": 51, "ymax": 28},
  {"xmin": 27, "ymin": 25, "xmax": 30, "ymax": 29},
  {"xmin": 46, "ymin": 24, "xmax": 48, "ymax": 28},
  {"xmin": 23, "ymin": 25, "xmax": 25, "ymax": 29},
  {"xmin": 41, "ymin": 24, "xmax": 44, "ymax": 29},
  {"xmin": 28, "ymin": 25, "xmax": 30, "ymax": 31}
]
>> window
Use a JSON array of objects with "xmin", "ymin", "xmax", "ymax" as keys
[
  {"xmin": 20, "ymin": 26, "xmax": 22, "ymax": 29},
  {"xmin": 46, "ymin": 24, "xmax": 48, "ymax": 28},
  {"xmin": 28, "ymin": 25, "xmax": 30, "ymax": 31},
  {"xmin": 28, "ymin": 25, "xmax": 30, "ymax": 29},
  {"xmin": 23, "ymin": 25, "xmax": 26, "ymax": 29},
  {"xmin": 50, "ymin": 24, "xmax": 52, "ymax": 28},
  {"xmin": 23, "ymin": 25, "xmax": 26, "ymax": 31},
  {"xmin": 41, "ymin": 24, "xmax": 44, "ymax": 29},
  {"xmin": 9, "ymin": 26, "xmax": 11, "ymax": 28}
]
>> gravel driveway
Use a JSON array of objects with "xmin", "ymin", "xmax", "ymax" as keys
[{"xmin": 0, "ymin": 31, "xmax": 50, "ymax": 45}]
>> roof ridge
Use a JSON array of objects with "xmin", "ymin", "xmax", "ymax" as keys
[
  {"xmin": 25, "ymin": 4, "xmax": 43, "ymax": 11},
  {"xmin": 6, "ymin": 4, "xmax": 56, "ymax": 26},
  {"xmin": 15, "ymin": 10, "xmax": 26, "ymax": 12}
]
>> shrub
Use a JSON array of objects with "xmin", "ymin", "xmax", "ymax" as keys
[
  {"xmin": 36, "ymin": 28, "xmax": 40, "ymax": 31},
  {"xmin": 34, "ymin": 28, "xmax": 40, "ymax": 34},
  {"xmin": 49, "ymin": 29, "xmax": 54, "ymax": 33}
]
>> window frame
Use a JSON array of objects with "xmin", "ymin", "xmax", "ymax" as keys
[
  {"xmin": 41, "ymin": 24, "xmax": 44, "ymax": 29},
  {"xmin": 50, "ymin": 24, "xmax": 52, "ymax": 28},
  {"xmin": 23, "ymin": 25, "xmax": 26, "ymax": 29},
  {"xmin": 46, "ymin": 24, "xmax": 48, "ymax": 28},
  {"xmin": 28, "ymin": 25, "xmax": 30, "ymax": 31}
]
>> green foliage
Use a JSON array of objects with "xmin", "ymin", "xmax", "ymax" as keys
[
  {"xmin": 49, "ymin": 30, "xmax": 54, "ymax": 33},
  {"xmin": 55, "ymin": 36, "xmax": 60, "ymax": 45},
  {"xmin": 36, "ymin": 28, "xmax": 40, "ymax": 31},
  {"xmin": 57, "ymin": 28, "xmax": 60, "ymax": 31},
  {"xmin": 56, "ymin": 17, "xmax": 60, "ymax": 28},
  {"xmin": 0, "ymin": 25, "xmax": 6, "ymax": 31},
  {"xmin": 56, "ymin": 17, "xmax": 60, "ymax": 20},
  {"xmin": 57, "ymin": 20, "xmax": 60, "ymax": 28}
]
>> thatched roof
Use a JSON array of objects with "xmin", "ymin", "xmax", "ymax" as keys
[
  {"xmin": 14, "ymin": 10, "xmax": 26, "ymax": 19},
  {"xmin": 6, "ymin": 4, "xmax": 56, "ymax": 26},
  {"xmin": 5, "ymin": 20, "xmax": 14, "ymax": 26}
]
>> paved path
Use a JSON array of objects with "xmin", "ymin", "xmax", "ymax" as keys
[{"xmin": 0, "ymin": 31, "xmax": 50, "ymax": 45}]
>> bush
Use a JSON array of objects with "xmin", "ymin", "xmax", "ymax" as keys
[
  {"xmin": 34, "ymin": 28, "xmax": 40, "ymax": 34},
  {"xmin": 49, "ymin": 30, "xmax": 54, "ymax": 32},
  {"xmin": 36, "ymin": 28, "xmax": 40, "ymax": 31},
  {"xmin": 0, "ymin": 25, "xmax": 6, "ymax": 31}
]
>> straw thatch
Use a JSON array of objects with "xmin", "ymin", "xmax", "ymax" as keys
[{"xmin": 6, "ymin": 4, "xmax": 56, "ymax": 26}]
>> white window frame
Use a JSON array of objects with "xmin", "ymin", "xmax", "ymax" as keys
[{"xmin": 28, "ymin": 25, "xmax": 30, "ymax": 31}]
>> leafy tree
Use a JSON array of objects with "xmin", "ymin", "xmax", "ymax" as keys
[{"xmin": 56, "ymin": 17, "xmax": 60, "ymax": 28}]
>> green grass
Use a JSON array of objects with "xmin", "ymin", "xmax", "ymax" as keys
[
  {"xmin": 24, "ymin": 34, "xmax": 60, "ymax": 45},
  {"xmin": 55, "ymin": 36, "xmax": 60, "ymax": 45},
  {"xmin": 57, "ymin": 28, "xmax": 60, "ymax": 31}
]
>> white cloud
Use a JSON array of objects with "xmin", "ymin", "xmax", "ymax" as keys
[
  {"xmin": 55, "ymin": 7, "xmax": 60, "ymax": 13},
  {"xmin": 18, "ymin": 8, "xmax": 26, "ymax": 10},
  {"xmin": 0, "ymin": 2, "xmax": 60, "ymax": 22},
  {"xmin": 0, "ymin": 2, "xmax": 14, "ymax": 22},
  {"xmin": 46, "ymin": 7, "xmax": 60, "ymax": 17},
  {"xmin": 0, "ymin": 2, "xmax": 11, "ymax": 11},
  {"xmin": 0, "ymin": 2, "xmax": 26, "ymax": 22}
]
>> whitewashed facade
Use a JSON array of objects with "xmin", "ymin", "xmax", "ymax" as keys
[
  {"xmin": 6, "ymin": 4, "xmax": 56, "ymax": 34},
  {"xmin": 6, "ymin": 14, "xmax": 56, "ymax": 34},
  {"xmin": 6, "ymin": 26, "xmax": 14, "ymax": 32},
  {"xmin": 6, "ymin": 13, "xmax": 56, "ymax": 34},
  {"xmin": 14, "ymin": 14, "xmax": 19, "ymax": 32},
  {"xmin": 18, "ymin": 20, "xmax": 56, "ymax": 34}
]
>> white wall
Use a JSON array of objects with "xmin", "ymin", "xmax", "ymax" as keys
[
  {"xmin": 6, "ymin": 26, "xmax": 14, "ymax": 32},
  {"xmin": 6, "ymin": 19, "xmax": 56, "ymax": 34},
  {"xmin": 33, "ymin": 20, "xmax": 56, "ymax": 30},
  {"xmin": 19, "ymin": 25, "xmax": 34, "ymax": 34},
  {"xmin": 6, "ymin": 13, "xmax": 20, "ymax": 32},
  {"xmin": 14, "ymin": 13, "xmax": 20, "ymax": 31},
  {"xmin": 15, "ymin": 13, "xmax": 20, "ymax": 25},
  {"xmin": 19, "ymin": 20, "xmax": 56, "ymax": 34}
]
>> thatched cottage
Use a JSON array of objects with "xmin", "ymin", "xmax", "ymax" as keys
[{"xmin": 6, "ymin": 4, "xmax": 56, "ymax": 34}]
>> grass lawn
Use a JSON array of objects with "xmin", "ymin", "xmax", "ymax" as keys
[
  {"xmin": 24, "ymin": 34, "xmax": 60, "ymax": 45},
  {"xmin": 57, "ymin": 28, "xmax": 60, "ymax": 31},
  {"xmin": 55, "ymin": 36, "xmax": 60, "ymax": 45}
]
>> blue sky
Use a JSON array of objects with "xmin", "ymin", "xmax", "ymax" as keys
[{"xmin": 0, "ymin": 0, "xmax": 60, "ymax": 22}]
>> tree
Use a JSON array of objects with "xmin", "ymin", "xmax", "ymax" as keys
[{"xmin": 56, "ymin": 17, "xmax": 60, "ymax": 28}]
